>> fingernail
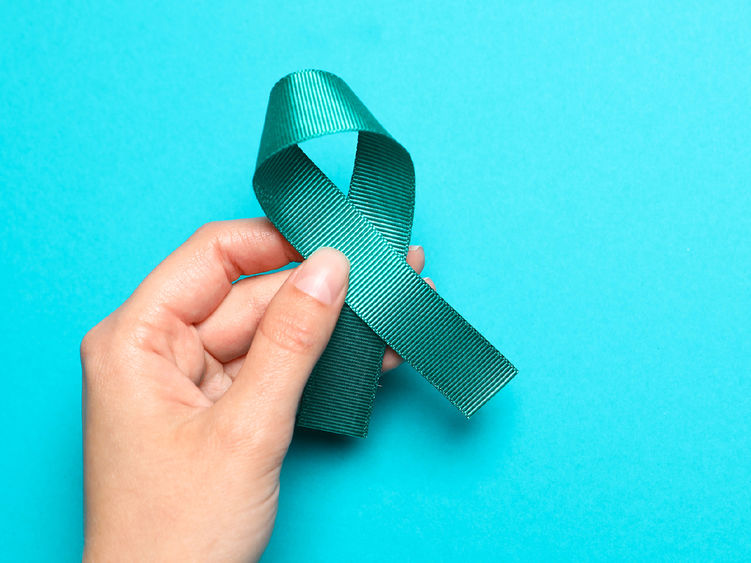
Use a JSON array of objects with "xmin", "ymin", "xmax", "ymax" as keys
[
  {"xmin": 291, "ymin": 247, "xmax": 350, "ymax": 305},
  {"xmin": 409, "ymin": 245, "xmax": 423, "ymax": 254}
]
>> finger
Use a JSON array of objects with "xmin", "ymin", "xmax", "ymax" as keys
[
  {"xmin": 199, "ymin": 271, "xmax": 434, "ymax": 401},
  {"xmin": 381, "ymin": 275, "xmax": 436, "ymax": 371},
  {"xmin": 212, "ymin": 247, "xmax": 349, "ymax": 448},
  {"xmin": 197, "ymin": 245, "xmax": 426, "ymax": 364},
  {"xmin": 196, "ymin": 269, "xmax": 292, "ymax": 364},
  {"xmin": 130, "ymin": 219, "xmax": 302, "ymax": 324}
]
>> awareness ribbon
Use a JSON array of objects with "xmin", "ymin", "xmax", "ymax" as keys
[{"xmin": 253, "ymin": 70, "xmax": 516, "ymax": 437}]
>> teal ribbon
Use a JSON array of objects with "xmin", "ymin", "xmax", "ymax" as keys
[{"xmin": 253, "ymin": 70, "xmax": 516, "ymax": 437}]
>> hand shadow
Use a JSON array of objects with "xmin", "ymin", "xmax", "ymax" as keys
[{"xmin": 290, "ymin": 362, "xmax": 518, "ymax": 452}]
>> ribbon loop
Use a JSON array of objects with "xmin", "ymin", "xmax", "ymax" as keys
[{"xmin": 254, "ymin": 70, "xmax": 516, "ymax": 437}]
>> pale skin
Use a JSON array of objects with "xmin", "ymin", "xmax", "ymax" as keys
[{"xmin": 81, "ymin": 218, "xmax": 433, "ymax": 562}]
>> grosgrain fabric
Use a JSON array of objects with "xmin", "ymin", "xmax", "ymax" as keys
[{"xmin": 254, "ymin": 70, "xmax": 516, "ymax": 437}]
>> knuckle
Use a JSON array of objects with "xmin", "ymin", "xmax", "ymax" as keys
[
  {"xmin": 79, "ymin": 332, "xmax": 95, "ymax": 361},
  {"xmin": 213, "ymin": 414, "xmax": 289, "ymax": 465},
  {"xmin": 80, "ymin": 312, "xmax": 149, "ymax": 388},
  {"xmin": 80, "ymin": 323, "xmax": 105, "ymax": 362},
  {"xmin": 214, "ymin": 415, "xmax": 266, "ymax": 455},
  {"xmin": 126, "ymin": 317, "xmax": 162, "ymax": 351},
  {"xmin": 193, "ymin": 222, "xmax": 228, "ymax": 253},
  {"xmin": 259, "ymin": 307, "xmax": 320, "ymax": 355},
  {"xmin": 249, "ymin": 425, "xmax": 289, "ymax": 466},
  {"xmin": 80, "ymin": 321, "xmax": 112, "ymax": 391},
  {"xmin": 212, "ymin": 412, "xmax": 252, "ymax": 451},
  {"xmin": 194, "ymin": 221, "xmax": 222, "ymax": 239}
]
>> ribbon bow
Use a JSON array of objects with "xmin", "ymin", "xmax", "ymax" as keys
[{"xmin": 253, "ymin": 70, "xmax": 516, "ymax": 437}]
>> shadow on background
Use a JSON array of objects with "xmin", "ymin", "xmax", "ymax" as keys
[{"xmin": 290, "ymin": 361, "xmax": 519, "ymax": 452}]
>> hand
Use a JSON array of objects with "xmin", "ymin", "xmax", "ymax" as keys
[{"xmin": 81, "ymin": 219, "xmax": 428, "ymax": 562}]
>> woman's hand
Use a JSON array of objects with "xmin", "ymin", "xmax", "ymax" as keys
[{"xmin": 81, "ymin": 219, "xmax": 427, "ymax": 562}]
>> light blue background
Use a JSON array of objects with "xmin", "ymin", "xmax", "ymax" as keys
[{"xmin": 2, "ymin": 1, "xmax": 750, "ymax": 560}]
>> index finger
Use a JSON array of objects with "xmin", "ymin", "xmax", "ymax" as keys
[{"xmin": 130, "ymin": 219, "xmax": 302, "ymax": 324}]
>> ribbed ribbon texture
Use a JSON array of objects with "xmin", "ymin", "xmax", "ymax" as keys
[{"xmin": 253, "ymin": 70, "xmax": 516, "ymax": 437}]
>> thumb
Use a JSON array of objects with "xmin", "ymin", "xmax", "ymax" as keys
[{"xmin": 212, "ymin": 247, "xmax": 349, "ymax": 451}]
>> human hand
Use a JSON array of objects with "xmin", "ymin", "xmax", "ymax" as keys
[{"xmin": 81, "ymin": 219, "xmax": 428, "ymax": 561}]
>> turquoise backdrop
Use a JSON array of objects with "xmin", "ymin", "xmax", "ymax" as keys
[{"xmin": 1, "ymin": 1, "xmax": 749, "ymax": 560}]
